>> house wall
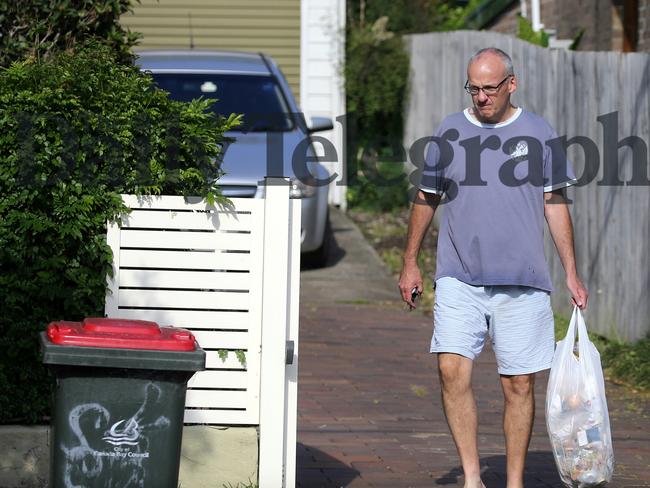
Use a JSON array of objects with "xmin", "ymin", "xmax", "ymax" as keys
[
  {"xmin": 121, "ymin": 0, "xmax": 301, "ymax": 98},
  {"xmin": 483, "ymin": 0, "xmax": 650, "ymax": 51},
  {"xmin": 540, "ymin": 0, "xmax": 559, "ymax": 30},
  {"xmin": 485, "ymin": 0, "xmax": 559, "ymax": 36},
  {"xmin": 486, "ymin": 0, "xmax": 612, "ymax": 49},
  {"xmin": 300, "ymin": 0, "xmax": 347, "ymax": 206},
  {"xmin": 486, "ymin": 4, "xmax": 520, "ymax": 35},
  {"xmin": 556, "ymin": 0, "xmax": 613, "ymax": 50}
]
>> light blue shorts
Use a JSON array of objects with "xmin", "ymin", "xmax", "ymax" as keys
[{"xmin": 430, "ymin": 277, "xmax": 555, "ymax": 375}]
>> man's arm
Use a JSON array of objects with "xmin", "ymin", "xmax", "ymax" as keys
[
  {"xmin": 544, "ymin": 189, "xmax": 588, "ymax": 309},
  {"xmin": 398, "ymin": 190, "xmax": 441, "ymax": 308}
]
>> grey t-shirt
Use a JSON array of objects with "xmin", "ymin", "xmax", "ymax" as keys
[{"xmin": 419, "ymin": 108, "xmax": 576, "ymax": 292}]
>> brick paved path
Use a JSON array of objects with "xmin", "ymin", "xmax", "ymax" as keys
[{"xmin": 296, "ymin": 209, "xmax": 650, "ymax": 488}]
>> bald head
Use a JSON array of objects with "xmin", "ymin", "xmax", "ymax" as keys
[
  {"xmin": 468, "ymin": 48, "xmax": 514, "ymax": 77},
  {"xmin": 465, "ymin": 47, "xmax": 517, "ymax": 124}
]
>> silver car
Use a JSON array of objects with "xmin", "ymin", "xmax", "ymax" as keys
[{"xmin": 136, "ymin": 50, "xmax": 333, "ymax": 267}]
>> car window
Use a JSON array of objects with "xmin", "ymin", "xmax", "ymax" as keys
[{"xmin": 151, "ymin": 73, "xmax": 294, "ymax": 132}]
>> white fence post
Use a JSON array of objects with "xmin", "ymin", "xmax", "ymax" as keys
[
  {"xmin": 283, "ymin": 197, "xmax": 301, "ymax": 488},
  {"xmin": 258, "ymin": 177, "xmax": 292, "ymax": 487}
]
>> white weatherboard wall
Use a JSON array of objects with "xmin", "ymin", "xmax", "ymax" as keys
[
  {"xmin": 105, "ymin": 181, "xmax": 300, "ymax": 487},
  {"xmin": 120, "ymin": 0, "xmax": 301, "ymax": 98},
  {"xmin": 301, "ymin": 0, "xmax": 347, "ymax": 208}
]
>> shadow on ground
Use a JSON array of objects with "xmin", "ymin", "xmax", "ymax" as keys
[
  {"xmin": 300, "ymin": 222, "xmax": 346, "ymax": 271},
  {"xmin": 435, "ymin": 451, "xmax": 562, "ymax": 487},
  {"xmin": 296, "ymin": 443, "xmax": 360, "ymax": 487}
]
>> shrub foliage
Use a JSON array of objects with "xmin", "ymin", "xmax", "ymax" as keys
[
  {"xmin": 0, "ymin": 0, "xmax": 140, "ymax": 67},
  {"xmin": 344, "ymin": 1, "xmax": 480, "ymax": 211},
  {"xmin": 0, "ymin": 43, "xmax": 239, "ymax": 423}
]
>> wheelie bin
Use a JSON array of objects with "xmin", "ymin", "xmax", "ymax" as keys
[{"xmin": 40, "ymin": 317, "xmax": 205, "ymax": 488}]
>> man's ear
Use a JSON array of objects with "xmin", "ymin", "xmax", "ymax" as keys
[{"xmin": 508, "ymin": 75, "xmax": 518, "ymax": 94}]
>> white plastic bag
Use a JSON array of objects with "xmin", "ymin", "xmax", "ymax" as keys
[{"xmin": 546, "ymin": 306, "xmax": 614, "ymax": 487}]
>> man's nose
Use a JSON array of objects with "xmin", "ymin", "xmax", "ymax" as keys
[{"xmin": 477, "ymin": 90, "xmax": 488, "ymax": 102}]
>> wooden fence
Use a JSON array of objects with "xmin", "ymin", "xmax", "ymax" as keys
[{"xmin": 403, "ymin": 30, "xmax": 650, "ymax": 342}]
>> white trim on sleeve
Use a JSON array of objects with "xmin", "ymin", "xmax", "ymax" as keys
[
  {"xmin": 543, "ymin": 178, "xmax": 578, "ymax": 192},
  {"xmin": 419, "ymin": 187, "xmax": 445, "ymax": 195}
]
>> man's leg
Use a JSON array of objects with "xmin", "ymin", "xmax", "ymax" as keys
[
  {"xmin": 500, "ymin": 373, "xmax": 535, "ymax": 488},
  {"xmin": 438, "ymin": 353, "xmax": 485, "ymax": 488}
]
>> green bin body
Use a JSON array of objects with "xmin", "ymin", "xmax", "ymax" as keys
[{"xmin": 40, "ymin": 318, "xmax": 205, "ymax": 488}]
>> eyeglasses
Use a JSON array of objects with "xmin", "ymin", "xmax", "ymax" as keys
[{"xmin": 464, "ymin": 75, "xmax": 512, "ymax": 96}]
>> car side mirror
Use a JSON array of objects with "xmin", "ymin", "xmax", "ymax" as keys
[{"xmin": 308, "ymin": 116, "xmax": 334, "ymax": 133}]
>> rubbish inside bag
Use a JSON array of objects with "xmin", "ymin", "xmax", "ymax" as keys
[
  {"xmin": 548, "ymin": 391, "xmax": 610, "ymax": 486},
  {"xmin": 546, "ymin": 307, "xmax": 614, "ymax": 487}
]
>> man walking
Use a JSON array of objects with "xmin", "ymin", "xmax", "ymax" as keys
[{"xmin": 398, "ymin": 48, "xmax": 588, "ymax": 488}]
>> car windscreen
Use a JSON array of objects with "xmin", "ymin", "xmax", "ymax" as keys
[{"xmin": 151, "ymin": 73, "xmax": 294, "ymax": 132}]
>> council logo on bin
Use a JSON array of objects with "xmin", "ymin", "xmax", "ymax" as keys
[{"xmin": 102, "ymin": 418, "xmax": 141, "ymax": 446}]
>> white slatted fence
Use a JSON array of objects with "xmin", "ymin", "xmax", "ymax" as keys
[{"xmin": 105, "ymin": 178, "xmax": 300, "ymax": 487}]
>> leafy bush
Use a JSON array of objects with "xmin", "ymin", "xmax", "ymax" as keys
[
  {"xmin": 347, "ymin": 154, "xmax": 410, "ymax": 212},
  {"xmin": 517, "ymin": 15, "xmax": 550, "ymax": 47},
  {"xmin": 345, "ymin": 17, "xmax": 410, "ymax": 150},
  {"xmin": 344, "ymin": 16, "xmax": 410, "ymax": 212},
  {"xmin": 0, "ymin": 0, "xmax": 140, "ymax": 67},
  {"xmin": 344, "ymin": 1, "xmax": 482, "ymax": 211},
  {"xmin": 0, "ymin": 43, "xmax": 239, "ymax": 423}
]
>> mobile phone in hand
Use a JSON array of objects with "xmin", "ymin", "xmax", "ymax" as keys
[{"xmin": 411, "ymin": 286, "xmax": 420, "ymax": 303}]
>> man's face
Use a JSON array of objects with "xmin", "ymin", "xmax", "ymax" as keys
[{"xmin": 466, "ymin": 54, "xmax": 517, "ymax": 123}]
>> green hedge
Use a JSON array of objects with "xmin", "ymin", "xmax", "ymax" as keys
[
  {"xmin": 0, "ymin": 0, "xmax": 140, "ymax": 67},
  {"xmin": 0, "ymin": 43, "xmax": 239, "ymax": 423}
]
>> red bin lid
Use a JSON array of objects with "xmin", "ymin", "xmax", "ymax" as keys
[{"xmin": 46, "ymin": 318, "xmax": 197, "ymax": 351}]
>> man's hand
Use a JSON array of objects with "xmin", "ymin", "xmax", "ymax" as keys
[
  {"xmin": 567, "ymin": 274, "xmax": 588, "ymax": 310},
  {"xmin": 399, "ymin": 260, "xmax": 424, "ymax": 309},
  {"xmin": 399, "ymin": 190, "xmax": 440, "ymax": 309}
]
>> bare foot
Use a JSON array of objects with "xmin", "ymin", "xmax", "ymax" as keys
[{"xmin": 463, "ymin": 481, "xmax": 486, "ymax": 488}]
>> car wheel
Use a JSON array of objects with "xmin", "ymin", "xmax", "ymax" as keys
[{"xmin": 303, "ymin": 213, "xmax": 331, "ymax": 268}]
